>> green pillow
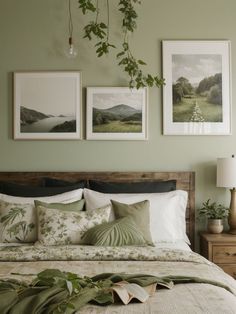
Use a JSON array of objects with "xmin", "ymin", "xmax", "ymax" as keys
[
  {"xmin": 34, "ymin": 199, "xmax": 85, "ymax": 212},
  {"xmin": 82, "ymin": 216, "xmax": 147, "ymax": 246},
  {"xmin": 111, "ymin": 199, "xmax": 153, "ymax": 246}
]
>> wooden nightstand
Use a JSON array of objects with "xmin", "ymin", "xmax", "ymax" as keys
[{"xmin": 200, "ymin": 233, "xmax": 236, "ymax": 279}]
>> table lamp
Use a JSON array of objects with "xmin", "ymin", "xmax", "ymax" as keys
[{"xmin": 217, "ymin": 155, "xmax": 236, "ymax": 234}]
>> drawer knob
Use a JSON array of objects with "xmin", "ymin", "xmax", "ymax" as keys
[{"xmin": 225, "ymin": 252, "xmax": 236, "ymax": 256}]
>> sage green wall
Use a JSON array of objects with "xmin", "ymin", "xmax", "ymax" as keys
[{"xmin": 0, "ymin": 0, "xmax": 235, "ymax": 235}]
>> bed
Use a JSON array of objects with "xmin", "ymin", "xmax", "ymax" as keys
[{"xmin": 0, "ymin": 171, "xmax": 236, "ymax": 314}]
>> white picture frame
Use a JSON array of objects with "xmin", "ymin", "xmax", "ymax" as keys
[
  {"xmin": 162, "ymin": 40, "xmax": 231, "ymax": 135},
  {"xmin": 86, "ymin": 87, "xmax": 148, "ymax": 140},
  {"xmin": 14, "ymin": 71, "xmax": 82, "ymax": 140}
]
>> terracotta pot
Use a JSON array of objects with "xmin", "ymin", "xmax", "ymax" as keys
[{"xmin": 207, "ymin": 219, "xmax": 224, "ymax": 234}]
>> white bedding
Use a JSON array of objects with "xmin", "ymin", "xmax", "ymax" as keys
[{"xmin": 154, "ymin": 241, "xmax": 191, "ymax": 251}]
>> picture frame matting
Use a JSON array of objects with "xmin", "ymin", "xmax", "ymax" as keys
[
  {"xmin": 162, "ymin": 40, "xmax": 231, "ymax": 135},
  {"xmin": 86, "ymin": 87, "xmax": 148, "ymax": 140},
  {"xmin": 13, "ymin": 71, "xmax": 82, "ymax": 140}
]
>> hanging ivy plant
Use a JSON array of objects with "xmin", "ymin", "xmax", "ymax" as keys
[{"xmin": 78, "ymin": 0, "xmax": 165, "ymax": 88}]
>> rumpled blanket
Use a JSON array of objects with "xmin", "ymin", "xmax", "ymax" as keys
[
  {"xmin": 0, "ymin": 269, "xmax": 235, "ymax": 314},
  {"xmin": 1, "ymin": 247, "xmax": 236, "ymax": 313}
]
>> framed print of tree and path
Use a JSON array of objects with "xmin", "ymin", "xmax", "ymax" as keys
[{"xmin": 162, "ymin": 40, "xmax": 231, "ymax": 135}]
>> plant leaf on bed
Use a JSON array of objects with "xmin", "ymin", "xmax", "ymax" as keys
[{"xmin": 0, "ymin": 269, "xmax": 170, "ymax": 313}]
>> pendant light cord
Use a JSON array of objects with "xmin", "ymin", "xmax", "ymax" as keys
[{"xmin": 68, "ymin": 0, "xmax": 73, "ymax": 38}]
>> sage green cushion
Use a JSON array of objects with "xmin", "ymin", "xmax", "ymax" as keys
[
  {"xmin": 82, "ymin": 216, "xmax": 147, "ymax": 246},
  {"xmin": 34, "ymin": 199, "xmax": 85, "ymax": 212},
  {"xmin": 111, "ymin": 199, "xmax": 153, "ymax": 245}
]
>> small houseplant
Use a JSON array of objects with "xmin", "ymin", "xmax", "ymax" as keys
[{"xmin": 198, "ymin": 199, "xmax": 229, "ymax": 234}]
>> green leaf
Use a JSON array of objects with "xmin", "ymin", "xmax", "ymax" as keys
[
  {"xmin": 78, "ymin": 0, "xmax": 165, "ymax": 89},
  {"xmin": 38, "ymin": 269, "xmax": 66, "ymax": 280},
  {"xmin": 93, "ymin": 290, "xmax": 114, "ymax": 305},
  {"xmin": 122, "ymin": 42, "xmax": 129, "ymax": 51},
  {"xmin": 138, "ymin": 59, "xmax": 146, "ymax": 65},
  {"xmin": 100, "ymin": 22, "xmax": 107, "ymax": 29},
  {"xmin": 116, "ymin": 51, "xmax": 125, "ymax": 58},
  {"xmin": 67, "ymin": 302, "xmax": 75, "ymax": 309},
  {"xmin": 78, "ymin": 0, "xmax": 96, "ymax": 14}
]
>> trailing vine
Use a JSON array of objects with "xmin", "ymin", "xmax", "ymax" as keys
[{"xmin": 78, "ymin": 0, "xmax": 165, "ymax": 88}]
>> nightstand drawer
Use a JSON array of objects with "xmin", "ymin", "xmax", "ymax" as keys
[
  {"xmin": 220, "ymin": 265, "xmax": 236, "ymax": 279},
  {"xmin": 213, "ymin": 246, "xmax": 236, "ymax": 263}
]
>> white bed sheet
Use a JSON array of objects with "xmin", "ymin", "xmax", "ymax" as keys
[{"xmin": 154, "ymin": 241, "xmax": 191, "ymax": 251}]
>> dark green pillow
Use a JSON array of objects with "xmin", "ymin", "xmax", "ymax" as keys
[
  {"xmin": 0, "ymin": 181, "xmax": 83, "ymax": 197},
  {"xmin": 82, "ymin": 216, "xmax": 147, "ymax": 246},
  {"xmin": 111, "ymin": 199, "xmax": 153, "ymax": 245},
  {"xmin": 34, "ymin": 199, "xmax": 85, "ymax": 212},
  {"xmin": 88, "ymin": 179, "xmax": 176, "ymax": 193}
]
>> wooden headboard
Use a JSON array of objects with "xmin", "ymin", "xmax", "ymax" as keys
[{"xmin": 0, "ymin": 171, "xmax": 195, "ymax": 250}]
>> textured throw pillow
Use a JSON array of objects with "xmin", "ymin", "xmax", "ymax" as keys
[
  {"xmin": 111, "ymin": 200, "xmax": 153, "ymax": 245},
  {"xmin": 34, "ymin": 199, "xmax": 85, "ymax": 212},
  {"xmin": 82, "ymin": 216, "xmax": 147, "ymax": 246},
  {"xmin": 84, "ymin": 188, "xmax": 189, "ymax": 244},
  {"xmin": 88, "ymin": 180, "xmax": 176, "ymax": 193},
  {"xmin": 37, "ymin": 205, "xmax": 111, "ymax": 245},
  {"xmin": 0, "ymin": 200, "xmax": 36, "ymax": 243}
]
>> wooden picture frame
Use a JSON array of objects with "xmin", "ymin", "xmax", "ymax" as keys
[
  {"xmin": 13, "ymin": 71, "xmax": 82, "ymax": 140},
  {"xmin": 162, "ymin": 40, "xmax": 231, "ymax": 135},
  {"xmin": 86, "ymin": 87, "xmax": 148, "ymax": 140}
]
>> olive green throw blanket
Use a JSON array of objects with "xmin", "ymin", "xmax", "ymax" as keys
[{"xmin": 0, "ymin": 269, "xmax": 234, "ymax": 314}]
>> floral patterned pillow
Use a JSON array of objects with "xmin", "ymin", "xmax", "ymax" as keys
[
  {"xmin": 0, "ymin": 200, "xmax": 36, "ymax": 243},
  {"xmin": 37, "ymin": 205, "xmax": 111, "ymax": 245}
]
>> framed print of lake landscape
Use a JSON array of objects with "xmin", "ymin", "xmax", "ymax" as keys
[
  {"xmin": 13, "ymin": 71, "xmax": 82, "ymax": 140},
  {"xmin": 86, "ymin": 87, "xmax": 148, "ymax": 140},
  {"xmin": 162, "ymin": 40, "xmax": 231, "ymax": 135}
]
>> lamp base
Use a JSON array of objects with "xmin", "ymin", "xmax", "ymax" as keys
[{"xmin": 228, "ymin": 188, "xmax": 236, "ymax": 235}]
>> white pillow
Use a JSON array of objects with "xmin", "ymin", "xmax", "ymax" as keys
[
  {"xmin": 83, "ymin": 188, "xmax": 189, "ymax": 244},
  {"xmin": 0, "ymin": 188, "xmax": 83, "ymax": 204}
]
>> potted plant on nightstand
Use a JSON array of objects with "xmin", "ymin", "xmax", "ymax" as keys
[{"xmin": 199, "ymin": 199, "xmax": 229, "ymax": 234}]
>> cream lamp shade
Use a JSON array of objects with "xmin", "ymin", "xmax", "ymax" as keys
[
  {"xmin": 217, "ymin": 156, "xmax": 236, "ymax": 188},
  {"xmin": 217, "ymin": 155, "xmax": 236, "ymax": 234}
]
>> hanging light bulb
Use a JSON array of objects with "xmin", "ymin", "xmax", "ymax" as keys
[
  {"xmin": 65, "ymin": 36, "xmax": 78, "ymax": 58},
  {"xmin": 65, "ymin": 0, "xmax": 78, "ymax": 59}
]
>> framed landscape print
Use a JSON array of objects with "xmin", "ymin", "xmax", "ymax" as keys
[
  {"xmin": 14, "ymin": 71, "xmax": 82, "ymax": 140},
  {"xmin": 86, "ymin": 87, "xmax": 148, "ymax": 140},
  {"xmin": 162, "ymin": 40, "xmax": 231, "ymax": 135}
]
